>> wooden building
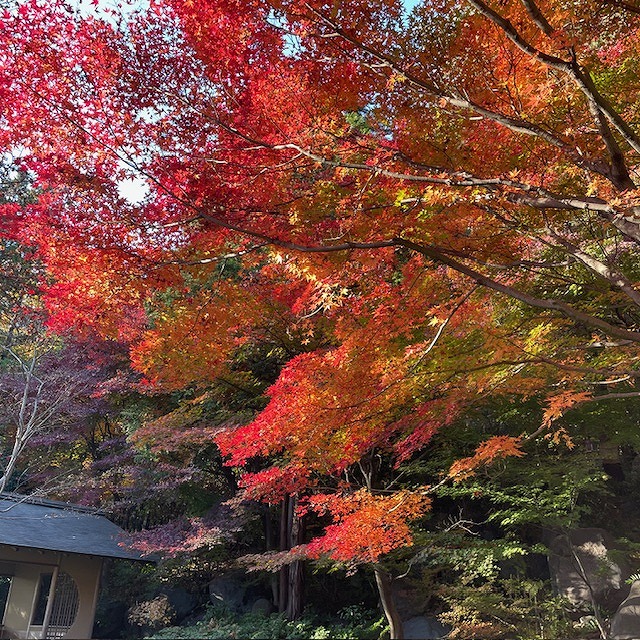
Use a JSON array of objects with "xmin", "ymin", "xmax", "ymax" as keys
[{"xmin": 0, "ymin": 493, "xmax": 146, "ymax": 639}]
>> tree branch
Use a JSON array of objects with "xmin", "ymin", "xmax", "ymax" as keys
[
  {"xmin": 466, "ymin": 0, "xmax": 640, "ymax": 158},
  {"xmin": 520, "ymin": 0, "xmax": 554, "ymax": 34},
  {"xmin": 544, "ymin": 228, "xmax": 640, "ymax": 307},
  {"xmin": 395, "ymin": 237, "xmax": 640, "ymax": 343},
  {"xmin": 303, "ymin": 3, "xmax": 612, "ymax": 181}
]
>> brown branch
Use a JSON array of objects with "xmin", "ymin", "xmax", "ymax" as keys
[
  {"xmin": 573, "ymin": 64, "xmax": 640, "ymax": 157},
  {"xmin": 270, "ymin": 140, "xmax": 619, "ymax": 216},
  {"xmin": 506, "ymin": 192, "xmax": 612, "ymax": 213},
  {"xmin": 466, "ymin": 0, "xmax": 640, "ymax": 158},
  {"xmin": 303, "ymin": 3, "xmax": 612, "ymax": 181},
  {"xmin": 590, "ymin": 210, "xmax": 640, "ymax": 245},
  {"xmin": 214, "ymin": 117, "xmax": 620, "ymax": 217},
  {"xmin": 466, "ymin": 0, "xmax": 571, "ymax": 69},
  {"xmin": 584, "ymin": 90, "xmax": 636, "ymax": 190},
  {"xmin": 584, "ymin": 391, "xmax": 640, "ymax": 401},
  {"xmin": 196, "ymin": 211, "xmax": 397, "ymax": 254},
  {"xmin": 503, "ymin": 191, "xmax": 640, "ymax": 246},
  {"xmin": 395, "ymin": 237, "xmax": 640, "ymax": 343},
  {"xmin": 544, "ymin": 229, "xmax": 640, "ymax": 307},
  {"xmin": 520, "ymin": 0, "xmax": 554, "ymax": 34}
]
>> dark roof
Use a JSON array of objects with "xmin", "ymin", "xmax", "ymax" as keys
[{"xmin": 0, "ymin": 493, "xmax": 149, "ymax": 561}]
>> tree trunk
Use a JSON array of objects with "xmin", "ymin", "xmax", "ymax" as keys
[
  {"xmin": 277, "ymin": 495, "xmax": 305, "ymax": 618},
  {"xmin": 362, "ymin": 452, "xmax": 403, "ymax": 639},
  {"xmin": 286, "ymin": 558, "xmax": 304, "ymax": 619},
  {"xmin": 264, "ymin": 505, "xmax": 279, "ymax": 608},
  {"xmin": 278, "ymin": 497, "xmax": 288, "ymax": 613},
  {"xmin": 374, "ymin": 565, "xmax": 404, "ymax": 640},
  {"xmin": 285, "ymin": 495, "xmax": 304, "ymax": 620}
]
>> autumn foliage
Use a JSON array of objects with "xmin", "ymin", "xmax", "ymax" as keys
[
  {"xmin": 3, "ymin": 0, "xmax": 640, "ymax": 591},
  {"xmin": 303, "ymin": 490, "xmax": 432, "ymax": 564}
]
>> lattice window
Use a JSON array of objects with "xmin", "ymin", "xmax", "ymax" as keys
[{"xmin": 46, "ymin": 572, "xmax": 79, "ymax": 639}]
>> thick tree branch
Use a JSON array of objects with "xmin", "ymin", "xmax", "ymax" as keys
[
  {"xmin": 607, "ymin": 212, "xmax": 640, "ymax": 244},
  {"xmin": 520, "ymin": 0, "xmax": 554, "ymax": 34},
  {"xmin": 395, "ymin": 237, "xmax": 640, "ymax": 343},
  {"xmin": 505, "ymin": 192, "xmax": 612, "ymax": 212},
  {"xmin": 572, "ymin": 64, "xmax": 640, "ymax": 157},
  {"xmin": 466, "ymin": 0, "xmax": 640, "ymax": 159},
  {"xmin": 584, "ymin": 93, "xmax": 636, "ymax": 190},
  {"xmin": 544, "ymin": 229, "xmax": 640, "ymax": 307}
]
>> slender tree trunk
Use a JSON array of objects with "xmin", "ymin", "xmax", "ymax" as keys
[
  {"xmin": 374, "ymin": 565, "xmax": 404, "ymax": 640},
  {"xmin": 285, "ymin": 495, "xmax": 304, "ymax": 620},
  {"xmin": 264, "ymin": 505, "xmax": 279, "ymax": 608},
  {"xmin": 278, "ymin": 497, "xmax": 288, "ymax": 613},
  {"xmin": 0, "ymin": 437, "xmax": 21, "ymax": 492},
  {"xmin": 362, "ymin": 452, "xmax": 404, "ymax": 639}
]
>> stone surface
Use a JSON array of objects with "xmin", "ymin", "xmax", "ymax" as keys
[
  {"xmin": 403, "ymin": 615, "xmax": 450, "ymax": 639},
  {"xmin": 208, "ymin": 573, "xmax": 247, "ymax": 612},
  {"xmin": 611, "ymin": 580, "xmax": 640, "ymax": 640},
  {"xmin": 548, "ymin": 528, "xmax": 631, "ymax": 614},
  {"xmin": 162, "ymin": 587, "xmax": 197, "ymax": 621},
  {"xmin": 250, "ymin": 597, "xmax": 273, "ymax": 616}
]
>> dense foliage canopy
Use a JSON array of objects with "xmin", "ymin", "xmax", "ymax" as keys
[{"xmin": 3, "ymin": 0, "xmax": 640, "ymax": 635}]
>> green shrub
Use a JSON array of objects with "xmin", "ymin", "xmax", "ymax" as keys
[{"xmin": 147, "ymin": 606, "xmax": 386, "ymax": 639}]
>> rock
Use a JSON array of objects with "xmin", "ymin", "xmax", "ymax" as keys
[
  {"xmin": 208, "ymin": 573, "xmax": 247, "ymax": 612},
  {"xmin": 403, "ymin": 616, "xmax": 450, "ymax": 639},
  {"xmin": 250, "ymin": 598, "xmax": 273, "ymax": 616},
  {"xmin": 161, "ymin": 587, "xmax": 197, "ymax": 621},
  {"xmin": 548, "ymin": 528, "xmax": 631, "ymax": 615},
  {"xmin": 611, "ymin": 579, "xmax": 640, "ymax": 639}
]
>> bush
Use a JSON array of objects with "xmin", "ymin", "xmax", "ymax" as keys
[{"xmin": 147, "ymin": 605, "xmax": 386, "ymax": 639}]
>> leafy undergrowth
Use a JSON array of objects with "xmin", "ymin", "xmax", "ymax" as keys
[{"xmin": 147, "ymin": 606, "xmax": 386, "ymax": 639}]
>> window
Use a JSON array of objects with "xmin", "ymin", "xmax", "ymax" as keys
[
  {"xmin": 0, "ymin": 575, "xmax": 11, "ymax": 625},
  {"xmin": 47, "ymin": 572, "xmax": 79, "ymax": 638},
  {"xmin": 30, "ymin": 571, "xmax": 79, "ymax": 638},
  {"xmin": 31, "ymin": 573, "xmax": 53, "ymax": 627}
]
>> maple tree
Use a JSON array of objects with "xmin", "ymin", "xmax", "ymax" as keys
[{"xmin": 3, "ymin": 0, "xmax": 640, "ymax": 635}]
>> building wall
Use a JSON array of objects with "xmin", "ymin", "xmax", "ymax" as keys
[
  {"xmin": 0, "ymin": 546, "xmax": 102, "ymax": 640},
  {"xmin": 58, "ymin": 554, "xmax": 102, "ymax": 639}
]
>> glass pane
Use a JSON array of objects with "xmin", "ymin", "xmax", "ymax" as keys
[
  {"xmin": 0, "ymin": 576, "xmax": 11, "ymax": 623},
  {"xmin": 31, "ymin": 573, "xmax": 53, "ymax": 626}
]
